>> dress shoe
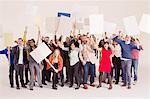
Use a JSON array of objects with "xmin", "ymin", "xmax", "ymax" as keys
[
  {"xmin": 42, "ymin": 82, "xmax": 47, "ymax": 85},
  {"xmin": 52, "ymin": 87, "xmax": 57, "ymax": 90},
  {"xmin": 75, "ymin": 85, "xmax": 80, "ymax": 90},
  {"xmin": 69, "ymin": 84, "xmax": 73, "ymax": 88},
  {"xmin": 127, "ymin": 85, "xmax": 131, "ymax": 89},
  {"xmin": 16, "ymin": 86, "xmax": 20, "ymax": 90},
  {"xmin": 39, "ymin": 85, "xmax": 43, "ymax": 88},
  {"xmin": 10, "ymin": 85, "xmax": 14, "ymax": 88},
  {"xmin": 22, "ymin": 85, "xmax": 27, "ymax": 88},
  {"xmin": 97, "ymin": 85, "xmax": 102, "ymax": 88},
  {"xmin": 30, "ymin": 88, "xmax": 33, "ymax": 90}
]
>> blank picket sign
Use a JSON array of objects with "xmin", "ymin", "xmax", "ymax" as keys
[
  {"xmin": 89, "ymin": 14, "xmax": 104, "ymax": 34},
  {"xmin": 45, "ymin": 17, "xmax": 59, "ymax": 34},
  {"xmin": 4, "ymin": 33, "xmax": 14, "ymax": 47},
  {"xmin": 76, "ymin": 22, "xmax": 83, "ymax": 30},
  {"xmin": 139, "ymin": 14, "xmax": 150, "ymax": 34},
  {"xmin": 30, "ymin": 43, "xmax": 52, "ymax": 63},
  {"xmin": 123, "ymin": 16, "xmax": 140, "ymax": 36},
  {"xmin": 57, "ymin": 16, "xmax": 72, "ymax": 35},
  {"xmin": 104, "ymin": 21, "xmax": 117, "ymax": 34}
]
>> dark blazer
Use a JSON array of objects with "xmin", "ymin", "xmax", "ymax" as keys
[{"xmin": 12, "ymin": 45, "xmax": 28, "ymax": 65}]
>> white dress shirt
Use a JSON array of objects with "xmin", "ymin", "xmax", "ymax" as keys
[
  {"xmin": 69, "ymin": 48, "xmax": 79, "ymax": 66},
  {"xmin": 112, "ymin": 44, "xmax": 121, "ymax": 58},
  {"xmin": 18, "ymin": 46, "xmax": 23, "ymax": 64}
]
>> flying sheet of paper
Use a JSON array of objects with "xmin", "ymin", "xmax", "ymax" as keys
[
  {"xmin": 123, "ymin": 16, "xmax": 140, "ymax": 36},
  {"xmin": 30, "ymin": 43, "xmax": 52, "ymax": 63},
  {"xmin": 139, "ymin": 14, "xmax": 150, "ymax": 34},
  {"xmin": 104, "ymin": 21, "xmax": 117, "ymax": 34},
  {"xmin": 57, "ymin": 16, "xmax": 72, "ymax": 35},
  {"xmin": 89, "ymin": 14, "xmax": 104, "ymax": 34},
  {"xmin": 4, "ymin": 33, "xmax": 14, "ymax": 47}
]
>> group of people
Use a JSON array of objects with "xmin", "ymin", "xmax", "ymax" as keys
[{"xmin": 0, "ymin": 30, "xmax": 143, "ymax": 90}]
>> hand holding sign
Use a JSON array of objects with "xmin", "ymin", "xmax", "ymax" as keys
[{"xmin": 30, "ymin": 43, "xmax": 57, "ymax": 72}]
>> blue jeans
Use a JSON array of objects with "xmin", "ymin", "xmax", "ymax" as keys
[
  {"xmin": 132, "ymin": 59, "xmax": 139, "ymax": 81},
  {"xmin": 121, "ymin": 60, "xmax": 132, "ymax": 85},
  {"xmin": 83, "ymin": 62, "xmax": 95, "ymax": 84}
]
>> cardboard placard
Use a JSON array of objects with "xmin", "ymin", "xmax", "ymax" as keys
[
  {"xmin": 89, "ymin": 14, "xmax": 104, "ymax": 34},
  {"xmin": 104, "ymin": 21, "xmax": 117, "ymax": 34},
  {"xmin": 30, "ymin": 43, "xmax": 52, "ymax": 63},
  {"xmin": 4, "ymin": 33, "xmax": 14, "ymax": 47},
  {"xmin": 123, "ymin": 16, "xmax": 140, "ymax": 36},
  {"xmin": 139, "ymin": 14, "xmax": 150, "ymax": 34}
]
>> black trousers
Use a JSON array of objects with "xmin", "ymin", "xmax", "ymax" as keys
[
  {"xmin": 42, "ymin": 60, "xmax": 51, "ymax": 83},
  {"xmin": 70, "ymin": 62, "xmax": 80, "ymax": 86},
  {"xmin": 25, "ymin": 64, "xmax": 29, "ymax": 83},
  {"xmin": 51, "ymin": 63, "xmax": 58, "ymax": 87},
  {"xmin": 15, "ymin": 64, "xmax": 25, "ymax": 87},
  {"xmin": 9, "ymin": 64, "xmax": 14, "ymax": 86},
  {"xmin": 58, "ymin": 69, "xmax": 64, "ymax": 85},
  {"xmin": 112, "ymin": 56, "xmax": 121, "ymax": 82}
]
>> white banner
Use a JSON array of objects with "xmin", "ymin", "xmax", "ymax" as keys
[
  {"xmin": 89, "ymin": 14, "xmax": 104, "ymax": 34},
  {"xmin": 123, "ymin": 16, "xmax": 140, "ymax": 36}
]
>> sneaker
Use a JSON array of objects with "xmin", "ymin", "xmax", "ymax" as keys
[
  {"xmin": 75, "ymin": 85, "xmax": 80, "ymax": 90},
  {"xmin": 127, "ymin": 85, "xmax": 131, "ymax": 89},
  {"xmin": 83, "ymin": 84, "xmax": 88, "ymax": 89},
  {"xmin": 108, "ymin": 85, "xmax": 112, "ymax": 90},
  {"xmin": 121, "ymin": 83, "xmax": 126, "ymax": 87}
]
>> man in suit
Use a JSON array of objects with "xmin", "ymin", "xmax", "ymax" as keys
[{"xmin": 12, "ymin": 38, "xmax": 28, "ymax": 89}]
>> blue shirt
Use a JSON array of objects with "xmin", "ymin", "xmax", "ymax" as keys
[
  {"xmin": 113, "ymin": 36, "xmax": 140, "ymax": 59},
  {"xmin": 0, "ymin": 48, "xmax": 14, "ymax": 65}
]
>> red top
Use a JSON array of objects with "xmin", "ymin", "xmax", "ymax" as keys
[
  {"xmin": 99, "ymin": 48, "xmax": 112, "ymax": 72},
  {"xmin": 47, "ymin": 55, "xmax": 63, "ymax": 72},
  {"xmin": 131, "ymin": 49, "xmax": 139, "ymax": 59}
]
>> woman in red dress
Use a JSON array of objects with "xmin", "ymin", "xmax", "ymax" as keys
[{"xmin": 97, "ymin": 42, "xmax": 113, "ymax": 90}]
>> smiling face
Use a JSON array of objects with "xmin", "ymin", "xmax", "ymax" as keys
[
  {"xmin": 125, "ymin": 35, "xmax": 131, "ymax": 42},
  {"xmin": 17, "ymin": 38, "xmax": 23, "ymax": 46},
  {"xmin": 71, "ymin": 43, "xmax": 75, "ymax": 50},
  {"xmin": 104, "ymin": 42, "xmax": 109, "ymax": 50},
  {"xmin": 54, "ymin": 49, "xmax": 60, "ymax": 57}
]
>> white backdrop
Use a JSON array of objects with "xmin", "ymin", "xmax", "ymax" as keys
[{"xmin": 0, "ymin": 0, "xmax": 149, "ymax": 66}]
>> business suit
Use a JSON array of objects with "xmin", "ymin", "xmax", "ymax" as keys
[{"xmin": 12, "ymin": 45, "xmax": 28, "ymax": 88}]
